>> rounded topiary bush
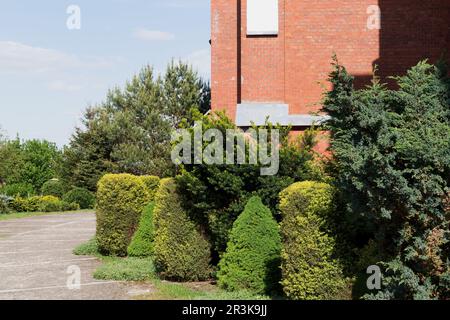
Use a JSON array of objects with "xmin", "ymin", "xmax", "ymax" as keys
[
  {"xmin": 279, "ymin": 181, "xmax": 346, "ymax": 300},
  {"xmin": 217, "ymin": 196, "xmax": 281, "ymax": 294},
  {"xmin": 139, "ymin": 176, "xmax": 160, "ymax": 201},
  {"xmin": 41, "ymin": 179, "xmax": 66, "ymax": 198},
  {"xmin": 127, "ymin": 202, "xmax": 156, "ymax": 257},
  {"xmin": 63, "ymin": 187, "xmax": 95, "ymax": 209},
  {"xmin": 153, "ymin": 178, "xmax": 211, "ymax": 281},
  {"xmin": 96, "ymin": 174, "xmax": 150, "ymax": 256}
]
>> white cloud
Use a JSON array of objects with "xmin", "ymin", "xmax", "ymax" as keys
[
  {"xmin": 185, "ymin": 48, "xmax": 211, "ymax": 79},
  {"xmin": 47, "ymin": 80, "xmax": 83, "ymax": 93},
  {"xmin": 0, "ymin": 41, "xmax": 117, "ymax": 75},
  {"xmin": 132, "ymin": 28, "xmax": 175, "ymax": 41}
]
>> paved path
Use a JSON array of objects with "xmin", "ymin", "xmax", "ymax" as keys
[{"xmin": 0, "ymin": 212, "xmax": 151, "ymax": 300}]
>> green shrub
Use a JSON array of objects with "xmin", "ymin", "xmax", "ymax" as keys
[
  {"xmin": 41, "ymin": 179, "xmax": 66, "ymax": 198},
  {"xmin": 139, "ymin": 176, "xmax": 160, "ymax": 201},
  {"xmin": 0, "ymin": 194, "xmax": 13, "ymax": 214},
  {"xmin": 279, "ymin": 181, "xmax": 346, "ymax": 300},
  {"xmin": 96, "ymin": 174, "xmax": 150, "ymax": 257},
  {"xmin": 217, "ymin": 196, "xmax": 281, "ymax": 294},
  {"xmin": 127, "ymin": 203, "xmax": 156, "ymax": 257},
  {"xmin": 10, "ymin": 195, "xmax": 79, "ymax": 213},
  {"xmin": 63, "ymin": 187, "xmax": 95, "ymax": 209},
  {"xmin": 0, "ymin": 183, "xmax": 35, "ymax": 197},
  {"xmin": 153, "ymin": 178, "xmax": 211, "ymax": 281}
]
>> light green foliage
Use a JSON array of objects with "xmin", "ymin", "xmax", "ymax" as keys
[
  {"xmin": 96, "ymin": 174, "xmax": 150, "ymax": 256},
  {"xmin": 153, "ymin": 178, "xmax": 211, "ymax": 281},
  {"xmin": 0, "ymin": 183, "xmax": 35, "ymax": 197},
  {"xmin": 41, "ymin": 179, "xmax": 66, "ymax": 198},
  {"xmin": 93, "ymin": 257, "xmax": 156, "ymax": 281},
  {"xmin": 279, "ymin": 181, "xmax": 346, "ymax": 300},
  {"xmin": 217, "ymin": 196, "xmax": 281, "ymax": 294},
  {"xmin": 323, "ymin": 58, "xmax": 450, "ymax": 299},
  {"xmin": 9, "ymin": 195, "xmax": 79, "ymax": 213},
  {"xmin": 128, "ymin": 203, "xmax": 156, "ymax": 257},
  {"xmin": 63, "ymin": 187, "xmax": 95, "ymax": 209},
  {"xmin": 139, "ymin": 176, "xmax": 160, "ymax": 201}
]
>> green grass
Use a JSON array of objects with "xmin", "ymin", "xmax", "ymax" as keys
[
  {"xmin": 0, "ymin": 210, "xmax": 94, "ymax": 221},
  {"xmin": 73, "ymin": 238, "xmax": 271, "ymax": 300}
]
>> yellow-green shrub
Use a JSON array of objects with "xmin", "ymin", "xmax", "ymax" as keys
[
  {"xmin": 153, "ymin": 178, "xmax": 211, "ymax": 281},
  {"xmin": 279, "ymin": 181, "xmax": 346, "ymax": 300},
  {"xmin": 10, "ymin": 195, "xmax": 79, "ymax": 212},
  {"xmin": 139, "ymin": 176, "xmax": 160, "ymax": 201},
  {"xmin": 96, "ymin": 174, "xmax": 150, "ymax": 256},
  {"xmin": 127, "ymin": 202, "xmax": 156, "ymax": 257}
]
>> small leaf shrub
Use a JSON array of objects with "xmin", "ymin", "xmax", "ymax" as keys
[
  {"xmin": 139, "ymin": 176, "xmax": 160, "ymax": 201},
  {"xmin": 127, "ymin": 202, "xmax": 156, "ymax": 257},
  {"xmin": 279, "ymin": 181, "xmax": 346, "ymax": 300},
  {"xmin": 153, "ymin": 178, "xmax": 211, "ymax": 281},
  {"xmin": 63, "ymin": 187, "xmax": 95, "ymax": 209},
  {"xmin": 0, "ymin": 194, "xmax": 13, "ymax": 214},
  {"xmin": 0, "ymin": 183, "xmax": 35, "ymax": 197},
  {"xmin": 217, "ymin": 196, "xmax": 281, "ymax": 294},
  {"xmin": 9, "ymin": 195, "xmax": 79, "ymax": 213},
  {"xmin": 96, "ymin": 174, "xmax": 150, "ymax": 256},
  {"xmin": 41, "ymin": 179, "xmax": 66, "ymax": 198}
]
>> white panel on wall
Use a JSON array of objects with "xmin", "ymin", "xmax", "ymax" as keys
[{"xmin": 247, "ymin": 0, "xmax": 279, "ymax": 35}]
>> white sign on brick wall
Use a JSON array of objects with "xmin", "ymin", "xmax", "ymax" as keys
[{"xmin": 247, "ymin": 0, "xmax": 279, "ymax": 36}]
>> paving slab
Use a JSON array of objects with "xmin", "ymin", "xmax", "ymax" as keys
[{"xmin": 0, "ymin": 212, "xmax": 152, "ymax": 300}]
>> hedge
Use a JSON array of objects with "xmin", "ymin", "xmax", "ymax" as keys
[
  {"xmin": 96, "ymin": 174, "xmax": 150, "ymax": 256},
  {"xmin": 139, "ymin": 176, "xmax": 160, "ymax": 201},
  {"xmin": 279, "ymin": 181, "xmax": 346, "ymax": 300},
  {"xmin": 153, "ymin": 178, "xmax": 211, "ymax": 281},
  {"xmin": 127, "ymin": 202, "xmax": 156, "ymax": 257},
  {"xmin": 217, "ymin": 196, "xmax": 281, "ymax": 294},
  {"xmin": 63, "ymin": 187, "xmax": 95, "ymax": 209},
  {"xmin": 9, "ymin": 195, "xmax": 79, "ymax": 213}
]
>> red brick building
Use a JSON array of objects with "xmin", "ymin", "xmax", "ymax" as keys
[{"xmin": 211, "ymin": 0, "xmax": 450, "ymax": 127}]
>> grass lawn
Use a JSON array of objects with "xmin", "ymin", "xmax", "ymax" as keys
[
  {"xmin": 73, "ymin": 238, "xmax": 271, "ymax": 300},
  {"xmin": 0, "ymin": 210, "xmax": 95, "ymax": 221}
]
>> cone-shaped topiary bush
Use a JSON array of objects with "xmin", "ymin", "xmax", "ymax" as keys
[
  {"xmin": 96, "ymin": 174, "xmax": 150, "ymax": 256},
  {"xmin": 127, "ymin": 202, "xmax": 156, "ymax": 257},
  {"xmin": 217, "ymin": 196, "xmax": 281, "ymax": 294},
  {"xmin": 153, "ymin": 178, "xmax": 211, "ymax": 281},
  {"xmin": 279, "ymin": 181, "xmax": 346, "ymax": 300}
]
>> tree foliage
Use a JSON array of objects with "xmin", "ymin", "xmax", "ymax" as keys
[
  {"xmin": 322, "ymin": 58, "xmax": 450, "ymax": 299},
  {"xmin": 62, "ymin": 61, "xmax": 210, "ymax": 191}
]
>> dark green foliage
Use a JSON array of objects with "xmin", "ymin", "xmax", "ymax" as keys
[
  {"xmin": 176, "ymin": 110, "xmax": 319, "ymax": 258},
  {"xmin": 127, "ymin": 203, "xmax": 156, "ymax": 257},
  {"xmin": 63, "ymin": 187, "xmax": 95, "ymax": 209},
  {"xmin": 217, "ymin": 197, "xmax": 281, "ymax": 294},
  {"xmin": 0, "ymin": 195, "xmax": 13, "ymax": 214},
  {"xmin": 0, "ymin": 183, "xmax": 35, "ymax": 197},
  {"xmin": 41, "ymin": 179, "xmax": 66, "ymax": 198},
  {"xmin": 322, "ymin": 58, "xmax": 450, "ymax": 299},
  {"xmin": 61, "ymin": 62, "xmax": 210, "ymax": 191},
  {"xmin": 96, "ymin": 174, "xmax": 150, "ymax": 256},
  {"xmin": 279, "ymin": 181, "xmax": 347, "ymax": 300},
  {"xmin": 153, "ymin": 178, "xmax": 211, "ymax": 281}
]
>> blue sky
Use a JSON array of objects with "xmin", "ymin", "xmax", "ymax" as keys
[{"xmin": 0, "ymin": 0, "xmax": 211, "ymax": 146}]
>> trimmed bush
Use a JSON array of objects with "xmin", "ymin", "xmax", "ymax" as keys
[
  {"xmin": 139, "ymin": 176, "xmax": 160, "ymax": 201},
  {"xmin": 41, "ymin": 179, "xmax": 66, "ymax": 198},
  {"xmin": 279, "ymin": 181, "xmax": 346, "ymax": 300},
  {"xmin": 63, "ymin": 187, "xmax": 95, "ymax": 209},
  {"xmin": 0, "ymin": 183, "xmax": 35, "ymax": 197},
  {"xmin": 217, "ymin": 196, "xmax": 281, "ymax": 294},
  {"xmin": 127, "ymin": 203, "xmax": 156, "ymax": 257},
  {"xmin": 153, "ymin": 178, "xmax": 211, "ymax": 281},
  {"xmin": 10, "ymin": 195, "xmax": 79, "ymax": 213},
  {"xmin": 96, "ymin": 174, "xmax": 150, "ymax": 256}
]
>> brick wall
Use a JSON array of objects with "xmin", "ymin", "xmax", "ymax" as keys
[{"xmin": 211, "ymin": 0, "xmax": 450, "ymax": 120}]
